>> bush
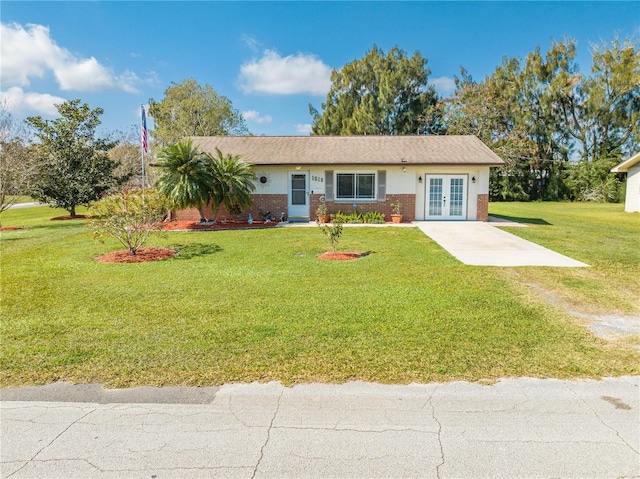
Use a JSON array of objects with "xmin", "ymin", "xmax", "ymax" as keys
[
  {"xmin": 566, "ymin": 158, "xmax": 624, "ymax": 202},
  {"xmin": 363, "ymin": 211, "xmax": 385, "ymax": 224},
  {"xmin": 87, "ymin": 188, "xmax": 169, "ymax": 255},
  {"xmin": 333, "ymin": 211, "xmax": 385, "ymax": 224}
]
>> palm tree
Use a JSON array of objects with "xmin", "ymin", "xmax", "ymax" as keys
[
  {"xmin": 155, "ymin": 139, "xmax": 212, "ymax": 222},
  {"xmin": 208, "ymin": 148, "xmax": 256, "ymax": 222}
]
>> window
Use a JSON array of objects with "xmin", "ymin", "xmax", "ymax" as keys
[{"xmin": 336, "ymin": 173, "xmax": 375, "ymax": 200}]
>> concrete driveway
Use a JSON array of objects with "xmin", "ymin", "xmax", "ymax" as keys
[
  {"xmin": 2, "ymin": 378, "xmax": 638, "ymax": 478},
  {"xmin": 414, "ymin": 221, "xmax": 588, "ymax": 267}
]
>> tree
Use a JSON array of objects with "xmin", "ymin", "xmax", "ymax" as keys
[
  {"xmin": 107, "ymin": 126, "xmax": 151, "ymax": 189},
  {"xmin": 148, "ymin": 79, "xmax": 249, "ymax": 147},
  {"xmin": 443, "ymin": 66, "xmax": 539, "ymax": 201},
  {"xmin": 207, "ymin": 148, "xmax": 256, "ymax": 223},
  {"xmin": 443, "ymin": 41, "xmax": 578, "ymax": 201},
  {"xmin": 560, "ymin": 39, "xmax": 640, "ymax": 163},
  {"xmin": 0, "ymin": 105, "xmax": 32, "ymax": 225},
  {"xmin": 154, "ymin": 139, "xmax": 213, "ymax": 222},
  {"xmin": 26, "ymin": 99, "xmax": 129, "ymax": 216},
  {"xmin": 309, "ymin": 45, "xmax": 441, "ymax": 135},
  {"xmin": 318, "ymin": 217, "xmax": 344, "ymax": 254},
  {"xmin": 559, "ymin": 39, "xmax": 639, "ymax": 201},
  {"xmin": 87, "ymin": 188, "xmax": 168, "ymax": 256}
]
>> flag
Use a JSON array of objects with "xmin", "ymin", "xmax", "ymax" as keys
[{"xmin": 141, "ymin": 105, "xmax": 149, "ymax": 154}]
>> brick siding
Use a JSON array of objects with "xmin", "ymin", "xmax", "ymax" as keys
[
  {"xmin": 175, "ymin": 193, "xmax": 417, "ymax": 222},
  {"xmin": 476, "ymin": 194, "xmax": 489, "ymax": 221},
  {"xmin": 311, "ymin": 194, "xmax": 415, "ymax": 221},
  {"xmin": 175, "ymin": 194, "xmax": 288, "ymax": 222}
]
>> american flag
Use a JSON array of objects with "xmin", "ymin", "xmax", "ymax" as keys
[{"xmin": 141, "ymin": 105, "xmax": 149, "ymax": 154}]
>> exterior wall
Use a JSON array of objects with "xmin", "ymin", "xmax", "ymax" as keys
[
  {"xmin": 476, "ymin": 194, "xmax": 489, "ymax": 221},
  {"xmin": 175, "ymin": 164, "xmax": 493, "ymax": 222},
  {"xmin": 413, "ymin": 165, "xmax": 490, "ymax": 221},
  {"xmin": 624, "ymin": 165, "xmax": 640, "ymax": 213},
  {"xmin": 175, "ymin": 195, "xmax": 288, "ymax": 222},
  {"xmin": 311, "ymin": 193, "xmax": 415, "ymax": 221}
]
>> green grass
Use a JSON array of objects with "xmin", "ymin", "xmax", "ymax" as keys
[
  {"xmin": 489, "ymin": 202, "xmax": 640, "ymax": 315},
  {"xmin": 1, "ymin": 204, "xmax": 638, "ymax": 387}
]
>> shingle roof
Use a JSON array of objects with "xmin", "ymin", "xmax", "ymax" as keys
[{"xmin": 190, "ymin": 135, "xmax": 504, "ymax": 166}]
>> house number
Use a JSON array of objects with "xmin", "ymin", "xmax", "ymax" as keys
[{"xmin": 311, "ymin": 176, "xmax": 324, "ymax": 182}]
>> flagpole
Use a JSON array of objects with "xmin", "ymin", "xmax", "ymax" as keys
[{"xmin": 140, "ymin": 104, "xmax": 147, "ymax": 196}]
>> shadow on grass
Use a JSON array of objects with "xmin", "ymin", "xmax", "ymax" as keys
[
  {"xmin": 490, "ymin": 214, "xmax": 552, "ymax": 225},
  {"xmin": 171, "ymin": 243, "xmax": 223, "ymax": 260}
]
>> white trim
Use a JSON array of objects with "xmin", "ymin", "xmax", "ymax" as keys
[
  {"xmin": 287, "ymin": 171, "xmax": 310, "ymax": 221},
  {"xmin": 333, "ymin": 170, "xmax": 378, "ymax": 202},
  {"xmin": 425, "ymin": 174, "xmax": 468, "ymax": 220}
]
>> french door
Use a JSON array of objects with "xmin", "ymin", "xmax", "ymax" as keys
[{"xmin": 426, "ymin": 175, "xmax": 467, "ymax": 219}]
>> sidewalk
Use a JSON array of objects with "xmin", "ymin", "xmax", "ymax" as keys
[{"xmin": 2, "ymin": 377, "xmax": 638, "ymax": 478}]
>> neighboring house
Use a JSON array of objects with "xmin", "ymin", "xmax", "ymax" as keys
[
  {"xmin": 184, "ymin": 135, "xmax": 504, "ymax": 222},
  {"xmin": 611, "ymin": 152, "xmax": 640, "ymax": 213}
]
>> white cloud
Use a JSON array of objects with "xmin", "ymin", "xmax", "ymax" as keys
[
  {"xmin": 0, "ymin": 87, "xmax": 66, "ymax": 116},
  {"xmin": 241, "ymin": 34, "xmax": 262, "ymax": 53},
  {"xmin": 0, "ymin": 22, "xmax": 138, "ymax": 93},
  {"xmin": 239, "ymin": 50, "xmax": 331, "ymax": 95},
  {"xmin": 242, "ymin": 110, "xmax": 272, "ymax": 124},
  {"xmin": 429, "ymin": 76, "xmax": 456, "ymax": 95},
  {"xmin": 295, "ymin": 124, "xmax": 312, "ymax": 134}
]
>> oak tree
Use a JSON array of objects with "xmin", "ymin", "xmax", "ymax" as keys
[{"xmin": 27, "ymin": 99, "xmax": 128, "ymax": 216}]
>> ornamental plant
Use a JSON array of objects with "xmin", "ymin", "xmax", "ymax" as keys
[
  {"xmin": 319, "ymin": 216, "xmax": 344, "ymax": 254},
  {"xmin": 87, "ymin": 188, "xmax": 169, "ymax": 256}
]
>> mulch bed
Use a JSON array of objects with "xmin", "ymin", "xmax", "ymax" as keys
[
  {"xmin": 51, "ymin": 215, "xmax": 88, "ymax": 220},
  {"xmin": 0, "ymin": 226, "xmax": 25, "ymax": 231},
  {"xmin": 317, "ymin": 251, "xmax": 371, "ymax": 261},
  {"xmin": 162, "ymin": 220, "xmax": 280, "ymax": 231},
  {"xmin": 96, "ymin": 247, "xmax": 176, "ymax": 263}
]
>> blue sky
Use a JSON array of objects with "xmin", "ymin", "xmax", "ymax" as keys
[{"xmin": 2, "ymin": 1, "xmax": 638, "ymax": 138}]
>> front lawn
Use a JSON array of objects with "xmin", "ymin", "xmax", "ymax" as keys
[{"xmin": 1, "ymin": 204, "xmax": 638, "ymax": 387}]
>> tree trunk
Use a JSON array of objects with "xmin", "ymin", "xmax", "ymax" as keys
[
  {"xmin": 197, "ymin": 206, "xmax": 207, "ymax": 222},
  {"xmin": 69, "ymin": 205, "xmax": 76, "ymax": 216},
  {"xmin": 210, "ymin": 204, "xmax": 221, "ymax": 223}
]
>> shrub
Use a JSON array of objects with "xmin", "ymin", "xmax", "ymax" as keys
[
  {"xmin": 363, "ymin": 211, "xmax": 385, "ymax": 224},
  {"xmin": 87, "ymin": 188, "xmax": 169, "ymax": 256}
]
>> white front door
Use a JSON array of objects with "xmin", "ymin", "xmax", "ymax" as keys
[
  {"xmin": 288, "ymin": 171, "xmax": 310, "ymax": 221},
  {"xmin": 426, "ymin": 175, "xmax": 467, "ymax": 220}
]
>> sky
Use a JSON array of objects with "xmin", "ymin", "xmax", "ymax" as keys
[{"xmin": 1, "ymin": 1, "xmax": 639, "ymax": 139}]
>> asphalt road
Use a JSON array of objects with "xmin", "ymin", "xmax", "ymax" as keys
[{"xmin": 2, "ymin": 377, "xmax": 638, "ymax": 478}]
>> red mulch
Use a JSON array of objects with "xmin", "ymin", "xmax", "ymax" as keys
[
  {"xmin": 0, "ymin": 226, "xmax": 25, "ymax": 231},
  {"xmin": 51, "ymin": 215, "xmax": 88, "ymax": 220},
  {"xmin": 96, "ymin": 247, "xmax": 176, "ymax": 263},
  {"xmin": 162, "ymin": 220, "xmax": 280, "ymax": 231},
  {"xmin": 317, "ymin": 251, "xmax": 370, "ymax": 261}
]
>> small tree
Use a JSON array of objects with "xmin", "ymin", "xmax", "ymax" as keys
[
  {"xmin": 87, "ymin": 188, "xmax": 168, "ymax": 256},
  {"xmin": 0, "ymin": 105, "xmax": 32, "ymax": 226},
  {"xmin": 27, "ymin": 99, "xmax": 130, "ymax": 216},
  {"xmin": 319, "ymin": 217, "xmax": 344, "ymax": 254}
]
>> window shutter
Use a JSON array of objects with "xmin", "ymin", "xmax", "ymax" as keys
[
  {"xmin": 325, "ymin": 170, "xmax": 334, "ymax": 201},
  {"xmin": 377, "ymin": 170, "xmax": 386, "ymax": 201}
]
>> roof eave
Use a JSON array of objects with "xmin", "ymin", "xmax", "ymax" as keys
[{"xmin": 611, "ymin": 152, "xmax": 640, "ymax": 173}]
